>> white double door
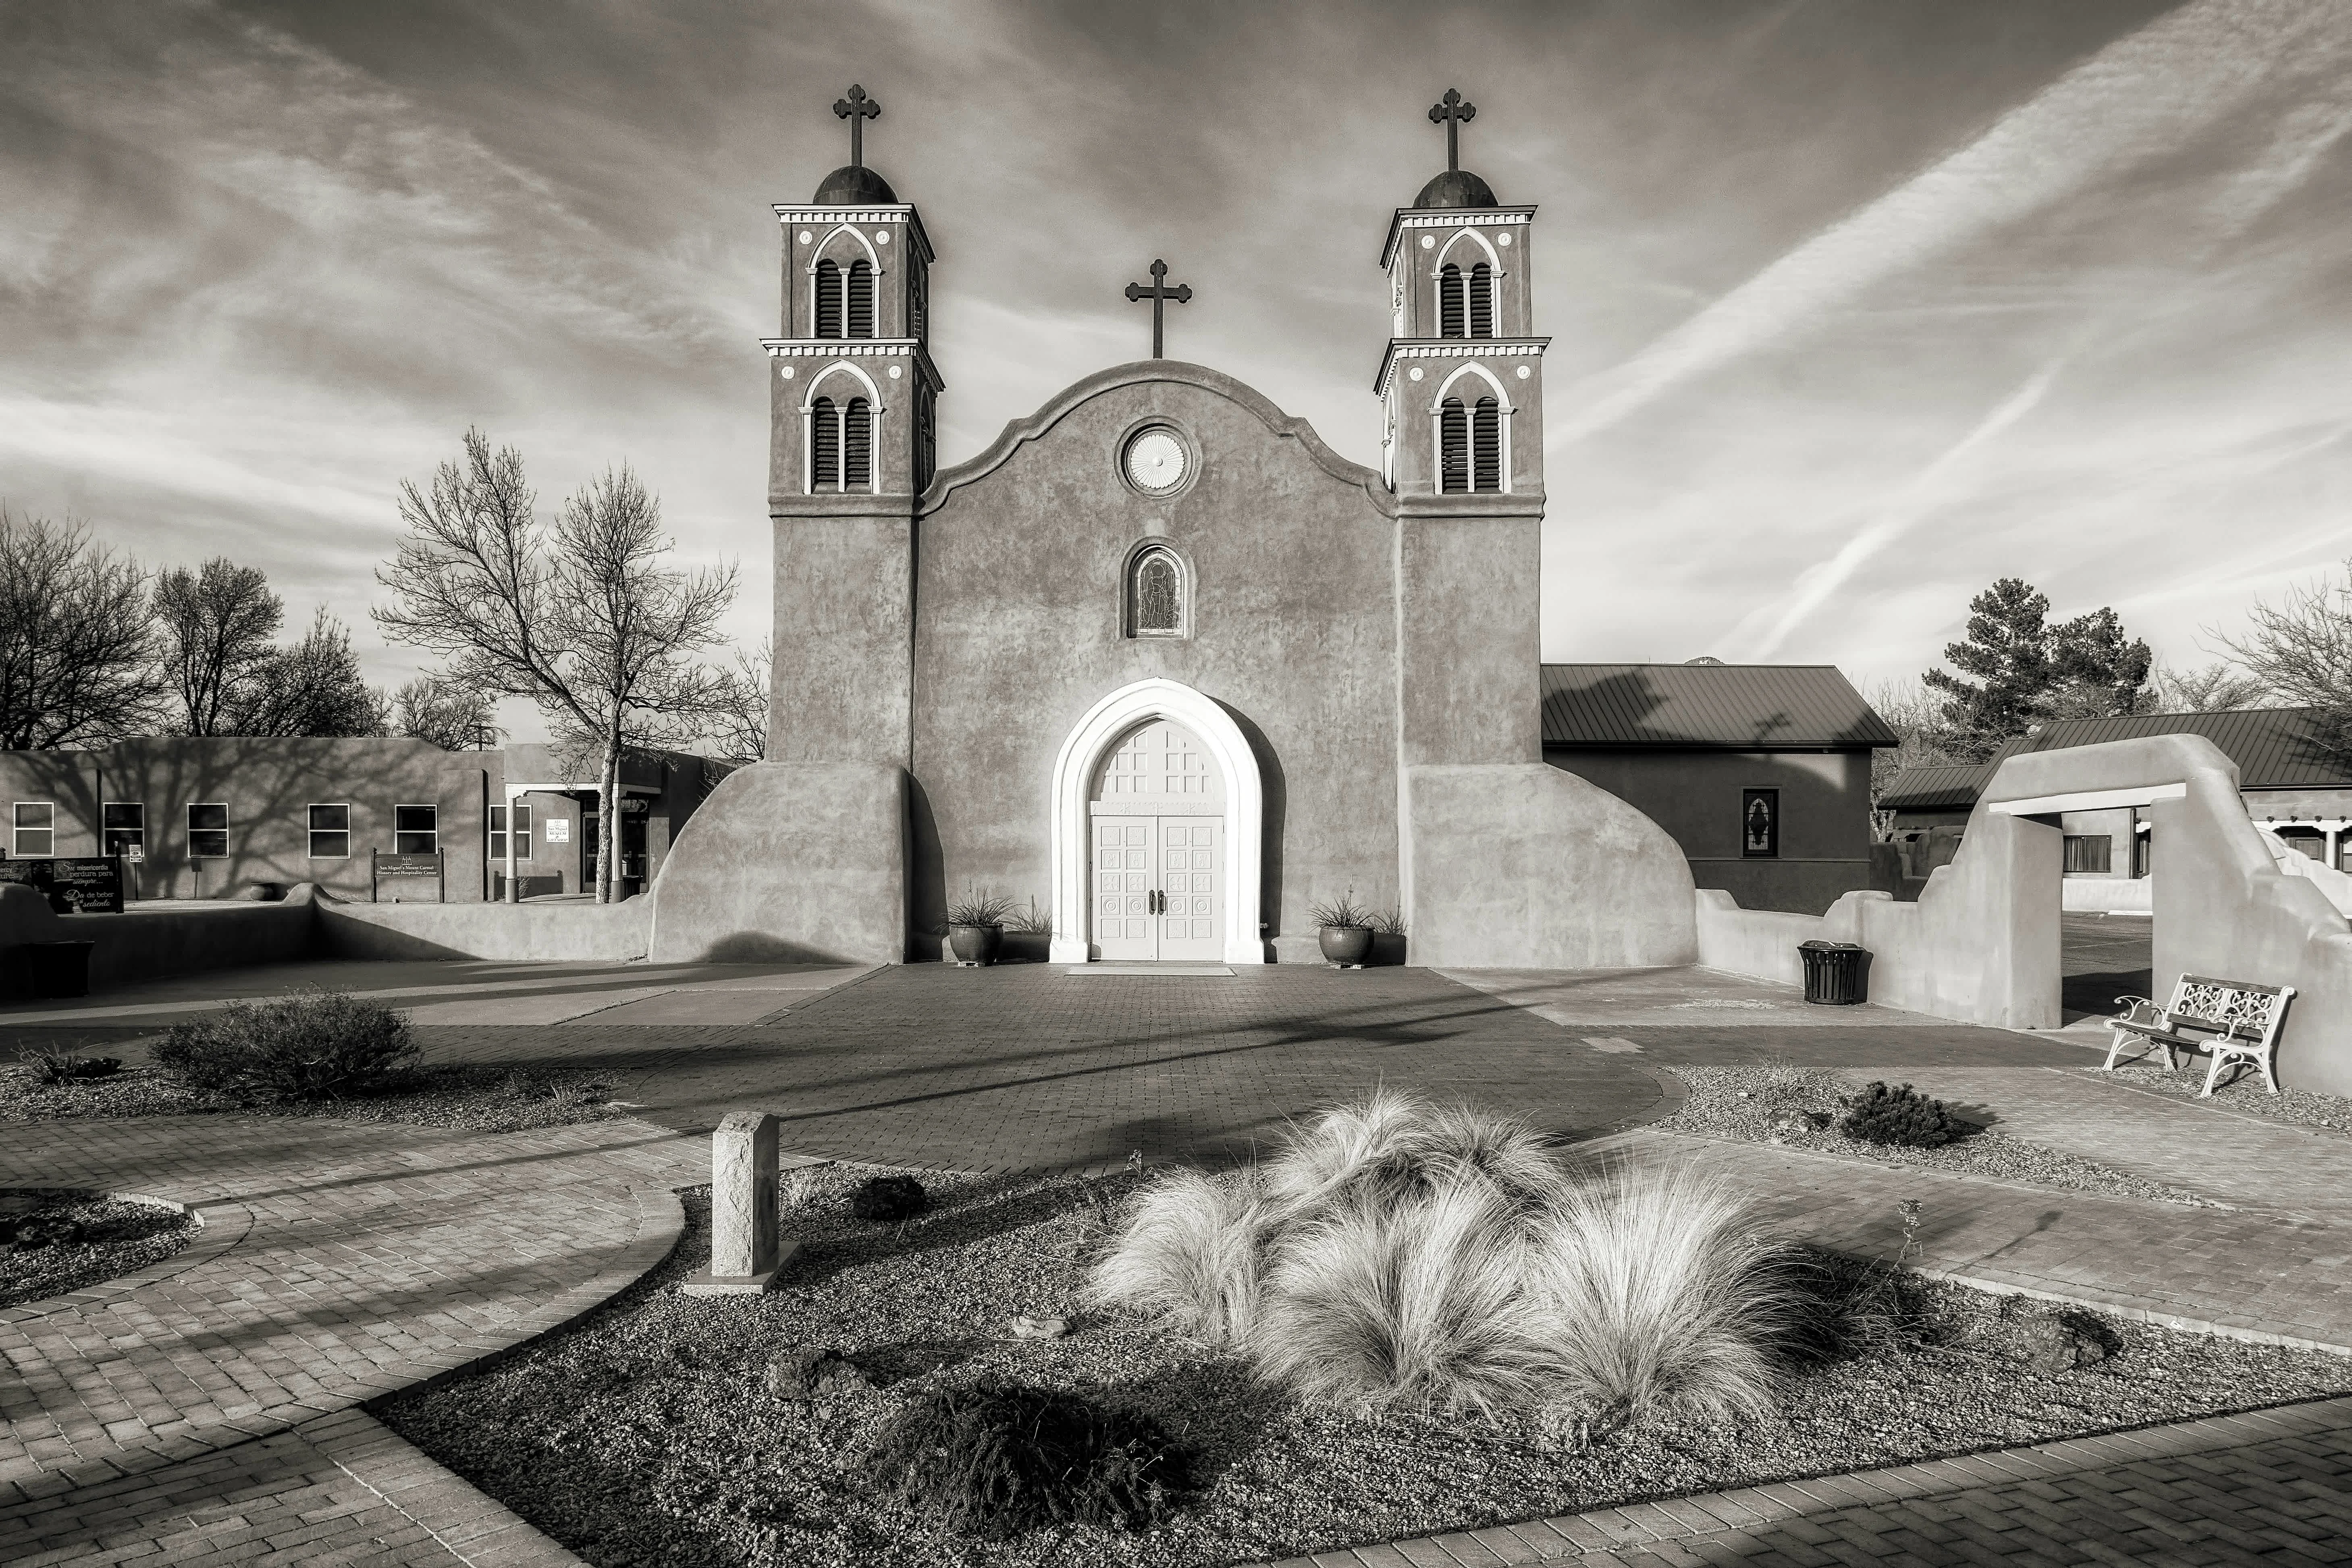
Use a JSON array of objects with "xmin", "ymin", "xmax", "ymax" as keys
[{"xmin": 1092, "ymin": 814, "xmax": 1224, "ymax": 962}]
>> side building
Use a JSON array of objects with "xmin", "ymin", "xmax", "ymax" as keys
[
  {"xmin": 0, "ymin": 738, "xmax": 736, "ymax": 903},
  {"xmin": 1539, "ymin": 662, "xmax": 1897, "ymax": 916}
]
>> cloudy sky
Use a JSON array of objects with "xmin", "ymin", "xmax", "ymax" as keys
[{"xmin": 4, "ymin": 0, "xmax": 2349, "ymax": 732}]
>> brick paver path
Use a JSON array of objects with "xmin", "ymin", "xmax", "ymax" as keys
[
  {"xmin": 0, "ymin": 1114, "xmax": 704, "ymax": 1565},
  {"xmin": 9, "ymin": 962, "xmax": 2352, "ymax": 1564}
]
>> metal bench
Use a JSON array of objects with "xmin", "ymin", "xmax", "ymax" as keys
[{"xmin": 2103, "ymin": 973, "xmax": 2295, "ymax": 1096}]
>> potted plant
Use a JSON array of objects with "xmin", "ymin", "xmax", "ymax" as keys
[
  {"xmin": 1000, "ymin": 897, "xmax": 1053, "ymax": 964},
  {"xmin": 1370, "ymin": 908, "xmax": 1409, "ymax": 967},
  {"xmin": 945, "ymin": 891, "xmax": 1016, "ymax": 966},
  {"xmin": 1309, "ymin": 891, "xmax": 1376, "ymax": 968}
]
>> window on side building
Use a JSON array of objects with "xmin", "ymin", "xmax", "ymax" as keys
[
  {"xmin": 102, "ymin": 802, "xmax": 144, "ymax": 859},
  {"xmin": 2063, "ymin": 834, "xmax": 2113, "ymax": 874},
  {"xmin": 488, "ymin": 804, "xmax": 534, "ymax": 861},
  {"xmin": 308, "ymin": 804, "xmax": 351, "ymax": 859},
  {"xmin": 11, "ymin": 803, "xmax": 54, "ymax": 858},
  {"xmin": 187, "ymin": 803, "xmax": 229, "ymax": 858},
  {"xmin": 1740, "ymin": 789, "xmax": 1779, "ymax": 858},
  {"xmin": 394, "ymin": 804, "xmax": 439, "ymax": 855}
]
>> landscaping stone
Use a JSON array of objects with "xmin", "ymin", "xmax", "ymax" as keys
[
  {"xmin": 765, "ymin": 1345, "xmax": 867, "ymax": 1402},
  {"xmin": 684, "ymin": 1110, "xmax": 795, "ymax": 1295},
  {"xmin": 2008, "ymin": 1308, "xmax": 2114, "ymax": 1375}
]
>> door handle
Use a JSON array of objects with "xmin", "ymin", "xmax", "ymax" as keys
[{"xmin": 1151, "ymin": 889, "xmax": 1164, "ymax": 914}]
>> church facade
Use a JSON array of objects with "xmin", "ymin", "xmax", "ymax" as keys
[{"xmin": 646, "ymin": 95, "xmax": 1700, "ymax": 969}]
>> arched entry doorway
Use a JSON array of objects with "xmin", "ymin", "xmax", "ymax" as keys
[{"xmin": 1049, "ymin": 678, "xmax": 1265, "ymax": 965}]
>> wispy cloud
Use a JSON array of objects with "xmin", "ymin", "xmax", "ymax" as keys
[{"xmin": 1549, "ymin": 0, "xmax": 2352, "ymax": 447}]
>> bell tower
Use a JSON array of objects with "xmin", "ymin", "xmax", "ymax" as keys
[
  {"xmin": 1381, "ymin": 93, "xmax": 1546, "ymax": 774},
  {"xmin": 763, "ymin": 84, "xmax": 943, "ymax": 766}
]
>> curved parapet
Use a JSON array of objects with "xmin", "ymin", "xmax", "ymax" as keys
[
  {"xmin": 646, "ymin": 762, "xmax": 905, "ymax": 965},
  {"xmin": 1982, "ymin": 733, "xmax": 2352, "ymax": 1094},
  {"xmin": 1404, "ymin": 763, "xmax": 1698, "ymax": 969}
]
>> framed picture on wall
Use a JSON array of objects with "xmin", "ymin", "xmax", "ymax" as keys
[{"xmin": 1741, "ymin": 788, "xmax": 1779, "ymax": 858}]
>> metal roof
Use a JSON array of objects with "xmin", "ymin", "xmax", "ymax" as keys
[
  {"xmin": 1874, "ymin": 762, "xmax": 1994, "ymax": 810},
  {"xmin": 2007, "ymin": 708, "xmax": 2352, "ymax": 788},
  {"xmin": 1539, "ymin": 664, "xmax": 1899, "ymax": 750},
  {"xmin": 1877, "ymin": 708, "xmax": 2352, "ymax": 809}
]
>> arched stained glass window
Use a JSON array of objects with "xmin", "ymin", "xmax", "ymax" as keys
[{"xmin": 1126, "ymin": 546, "xmax": 1186, "ymax": 638}]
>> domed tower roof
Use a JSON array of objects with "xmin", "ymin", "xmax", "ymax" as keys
[
  {"xmin": 812, "ymin": 164, "xmax": 900, "ymax": 205},
  {"xmin": 1413, "ymin": 168, "xmax": 1498, "ymax": 209}
]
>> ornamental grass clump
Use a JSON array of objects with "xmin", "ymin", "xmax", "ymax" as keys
[
  {"xmin": 868, "ymin": 1383, "xmax": 1191, "ymax": 1539},
  {"xmin": 1839, "ymin": 1081, "xmax": 1972, "ymax": 1148},
  {"xmin": 1087, "ymin": 1088, "xmax": 1799, "ymax": 1426},
  {"xmin": 154, "ymin": 990, "xmax": 417, "ymax": 1103}
]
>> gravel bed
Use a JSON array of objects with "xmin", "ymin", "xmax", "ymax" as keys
[
  {"xmin": 378, "ymin": 1167, "xmax": 2352, "ymax": 1568},
  {"xmin": 2087, "ymin": 1057, "xmax": 2352, "ymax": 1135},
  {"xmin": 0, "ymin": 1187, "xmax": 197, "ymax": 1310},
  {"xmin": 0, "ymin": 1061, "xmax": 623, "ymax": 1132},
  {"xmin": 1656, "ymin": 1065, "xmax": 2221, "ymax": 1207}
]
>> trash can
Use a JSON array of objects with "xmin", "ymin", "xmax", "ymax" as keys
[
  {"xmin": 1798, "ymin": 939, "xmax": 1872, "ymax": 1005},
  {"xmin": 27, "ymin": 940, "xmax": 96, "ymax": 999}
]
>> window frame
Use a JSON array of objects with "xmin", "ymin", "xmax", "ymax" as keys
[
  {"xmin": 2063, "ymin": 834, "xmax": 2114, "ymax": 874},
  {"xmin": 11, "ymin": 801, "xmax": 56, "ymax": 859},
  {"xmin": 393, "ymin": 803, "xmax": 440, "ymax": 857},
  {"xmin": 186, "ymin": 802, "xmax": 230, "ymax": 860},
  {"xmin": 489, "ymin": 803, "xmax": 534, "ymax": 862},
  {"xmin": 102, "ymin": 801, "xmax": 145, "ymax": 860},
  {"xmin": 308, "ymin": 802, "xmax": 352, "ymax": 860},
  {"xmin": 1740, "ymin": 788, "xmax": 1779, "ymax": 860},
  {"xmin": 1122, "ymin": 542, "xmax": 1191, "ymax": 640}
]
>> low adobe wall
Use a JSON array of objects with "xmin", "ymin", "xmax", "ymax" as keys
[
  {"xmin": 0, "ymin": 883, "xmax": 320, "ymax": 1000},
  {"xmin": 1696, "ymin": 810, "xmax": 2063, "ymax": 1028},
  {"xmin": 1405, "ymin": 763, "xmax": 1698, "ymax": 969},
  {"xmin": 315, "ymin": 893, "xmax": 651, "ymax": 963}
]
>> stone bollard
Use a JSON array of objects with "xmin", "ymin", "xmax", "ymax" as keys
[{"xmin": 682, "ymin": 1111, "xmax": 798, "ymax": 1295}]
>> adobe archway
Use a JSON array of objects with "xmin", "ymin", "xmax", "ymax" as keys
[{"xmin": 1048, "ymin": 678, "xmax": 1265, "ymax": 965}]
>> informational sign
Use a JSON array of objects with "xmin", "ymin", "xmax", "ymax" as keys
[
  {"xmin": 372, "ymin": 849, "xmax": 445, "ymax": 903},
  {"xmin": 47, "ymin": 858, "xmax": 125, "ymax": 914},
  {"xmin": 543, "ymin": 819, "xmax": 571, "ymax": 843},
  {"xmin": 0, "ymin": 858, "xmax": 125, "ymax": 913}
]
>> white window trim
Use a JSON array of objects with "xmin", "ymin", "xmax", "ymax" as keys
[
  {"xmin": 12, "ymin": 801, "xmax": 56, "ymax": 858},
  {"xmin": 187, "ymin": 802, "xmax": 231, "ymax": 858},
  {"xmin": 393, "ymin": 803, "xmax": 440, "ymax": 855},
  {"xmin": 308, "ymin": 802, "xmax": 352, "ymax": 860}
]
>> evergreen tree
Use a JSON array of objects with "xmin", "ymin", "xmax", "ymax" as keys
[{"xmin": 1920, "ymin": 578, "xmax": 2054, "ymax": 760}]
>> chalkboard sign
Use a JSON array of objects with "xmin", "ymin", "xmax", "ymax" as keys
[
  {"xmin": 372, "ymin": 850, "xmax": 445, "ymax": 903},
  {"xmin": 48, "ymin": 858, "xmax": 123, "ymax": 914},
  {"xmin": 0, "ymin": 858, "xmax": 123, "ymax": 913}
]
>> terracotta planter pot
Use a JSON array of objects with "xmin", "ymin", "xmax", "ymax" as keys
[
  {"xmin": 1318, "ymin": 925, "xmax": 1375, "ymax": 966},
  {"xmin": 947, "ymin": 924, "xmax": 1004, "ymax": 965}
]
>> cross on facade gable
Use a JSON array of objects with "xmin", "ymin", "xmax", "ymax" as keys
[
  {"xmin": 1124, "ymin": 259, "xmax": 1193, "ymax": 359},
  {"xmin": 833, "ymin": 84, "xmax": 881, "ymax": 167},
  {"xmin": 1428, "ymin": 87, "xmax": 1476, "ymax": 172}
]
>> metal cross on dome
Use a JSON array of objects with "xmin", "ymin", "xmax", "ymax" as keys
[
  {"xmin": 833, "ymin": 84, "xmax": 881, "ymax": 167},
  {"xmin": 1124, "ymin": 259, "xmax": 1193, "ymax": 359},
  {"xmin": 1429, "ymin": 87, "xmax": 1476, "ymax": 172}
]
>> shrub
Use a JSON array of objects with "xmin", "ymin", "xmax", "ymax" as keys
[
  {"xmin": 1092, "ymin": 1091, "xmax": 1794, "ymax": 1424},
  {"xmin": 1838, "ymin": 1081, "xmax": 1970, "ymax": 1148},
  {"xmin": 19, "ymin": 1047, "xmax": 122, "ymax": 1085},
  {"xmin": 1084, "ymin": 1167, "xmax": 1267, "ymax": 1347},
  {"xmin": 868, "ymin": 1383, "xmax": 1190, "ymax": 1539},
  {"xmin": 153, "ymin": 990, "xmax": 418, "ymax": 1102},
  {"xmin": 1251, "ymin": 1179, "xmax": 1555, "ymax": 1417},
  {"xmin": 850, "ymin": 1173, "xmax": 928, "ymax": 1223}
]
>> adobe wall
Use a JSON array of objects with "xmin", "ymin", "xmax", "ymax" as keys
[
  {"xmin": 905, "ymin": 365, "xmax": 1403, "ymax": 954},
  {"xmin": 1405, "ymin": 763, "xmax": 1698, "ymax": 969},
  {"xmin": 316, "ymin": 893, "xmax": 651, "ymax": 963},
  {"xmin": 0, "ymin": 883, "xmax": 319, "ymax": 1000},
  {"xmin": 1547, "ymin": 746, "xmax": 1876, "ymax": 915}
]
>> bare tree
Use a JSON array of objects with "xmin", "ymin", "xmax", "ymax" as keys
[
  {"xmin": 0, "ymin": 507, "xmax": 163, "ymax": 749},
  {"xmin": 1865, "ymin": 677, "xmax": 1957, "ymax": 804},
  {"xmin": 376, "ymin": 430, "xmax": 736, "ymax": 903},
  {"xmin": 154, "ymin": 558, "xmax": 283, "ymax": 735},
  {"xmin": 2216, "ymin": 557, "xmax": 2352, "ymax": 763},
  {"xmin": 2146, "ymin": 660, "xmax": 2271, "ymax": 714},
  {"xmin": 705, "ymin": 637, "xmax": 771, "ymax": 762},
  {"xmin": 229, "ymin": 609, "xmax": 390, "ymax": 737},
  {"xmin": 393, "ymin": 674, "xmax": 502, "ymax": 751}
]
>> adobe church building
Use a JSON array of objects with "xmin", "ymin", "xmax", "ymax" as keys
[{"xmin": 648, "ymin": 89, "xmax": 1800, "ymax": 970}]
